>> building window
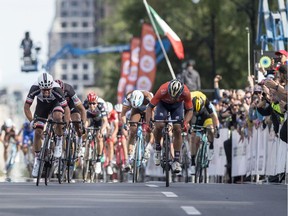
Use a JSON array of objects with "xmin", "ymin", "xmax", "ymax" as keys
[
  {"xmin": 61, "ymin": 1, "xmax": 66, "ymax": 7},
  {"xmin": 83, "ymin": 63, "xmax": 88, "ymax": 70},
  {"xmin": 61, "ymin": 11, "xmax": 68, "ymax": 17},
  {"xmin": 83, "ymin": 33, "xmax": 89, "ymax": 38},
  {"xmin": 71, "ymin": 1, "xmax": 78, "ymax": 6},
  {"xmin": 62, "ymin": 64, "xmax": 67, "ymax": 70},
  {"xmin": 61, "ymin": 33, "xmax": 67, "ymax": 39},
  {"xmin": 72, "ymin": 74, "xmax": 78, "ymax": 80},
  {"xmin": 61, "ymin": 74, "xmax": 67, "ymax": 80},
  {"xmin": 83, "ymin": 74, "xmax": 89, "ymax": 80},
  {"xmin": 61, "ymin": 22, "xmax": 67, "ymax": 28},
  {"xmin": 82, "ymin": 11, "xmax": 90, "ymax": 17},
  {"xmin": 72, "ymin": 33, "xmax": 78, "ymax": 38},
  {"xmin": 71, "ymin": 11, "xmax": 78, "ymax": 16},
  {"xmin": 72, "ymin": 22, "xmax": 78, "ymax": 27},
  {"xmin": 73, "ymin": 43, "xmax": 78, "ymax": 48},
  {"xmin": 82, "ymin": 22, "xmax": 88, "ymax": 27},
  {"xmin": 72, "ymin": 63, "xmax": 78, "ymax": 69}
]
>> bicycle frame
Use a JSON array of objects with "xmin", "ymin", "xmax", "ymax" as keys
[
  {"xmin": 129, "ymin": 118, "xmax": 146, "ymax": 183},
  {"xmin": 82, "ymin": 127, "xmax": 98, "ymax": 183},
  {"xmin": 60, "ymin": 121, "xmax": 81, "ymax": 184},
  {"xmin": 114, "ymin": 133, "xmax": 125, "ymax": 182},
  {"xmin": 36, "ymin": 118, "xmax": 64, "ymax": 186},
  {"xmin": 153, "ymin": 115, "xmax": 182, "ymax": 187},
  {"xmin": 181, "ymin": 132, "xmax": 191, "ymax": 183}
]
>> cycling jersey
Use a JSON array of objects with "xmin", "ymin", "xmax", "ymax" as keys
[
  {"xmin": 25, "ymin": 81, "xmax": 67, "ymax": 108},
  {"xmin": 150, "ymin": 82, "xmax": 192, "ymax": 110},
  {"xmin": 86, "ymin": 98, "xmax": 108, "ymax": 127},
  {"xmin": 0, "ymin": 125, "xmax": 18, "ymax": 144}
]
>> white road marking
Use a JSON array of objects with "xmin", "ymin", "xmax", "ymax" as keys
[
  {"xmin": 181, "ymin": 206, "xmax": 201, "ymax": 215},
  {"xmin": 161, "ymin": 192, "xmax": 178, "ymax": 197},
  {"xmin": 145, "ymin": 184, "xmax": 159, "ymax": 188}
]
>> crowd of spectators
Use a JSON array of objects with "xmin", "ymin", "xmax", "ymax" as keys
[{"xmin": 211, "ymin": 49, "xmax": 287, "ymax": 183}]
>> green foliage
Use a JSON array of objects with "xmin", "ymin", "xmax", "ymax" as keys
[{"xmin": 99, "ymin": 0, "xmax": 260, "ymax": 102}]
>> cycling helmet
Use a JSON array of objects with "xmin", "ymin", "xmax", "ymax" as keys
[
  {"xmin": 192, "ymin": 96, "xmax": 204, "ymax": 112},
  {"xmin": 38, "ymin": 72, "xmax": 54, "ymax": 89},
  {"xmin": 54, "ymin": 79, "xmax": 64, "ymax": 90},
  {"xmin": 130, "ymin": 90, "xmax": 144, "ymax": 108},
  {"xmin": 106, "ymin": 101, "xmax": 113, "ymax": 114},
  {"xmin": 114, "ymin": 103, "xmax": 123, "ymax": 113},
  {"xmin": 4, "ymin": 118, "xmax": 13, "ymax": 128},
  {"xmin": 87, "ymin": 92, "xmax": 98, "ymax": 102},
  {"xmin": 168, "ymin": 79, "xmax": 184, "ymax": 98}
]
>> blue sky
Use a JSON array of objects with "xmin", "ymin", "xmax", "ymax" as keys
[{"xmin": 0, "ymin": 0, "xmax": 54, "ymax": 89}]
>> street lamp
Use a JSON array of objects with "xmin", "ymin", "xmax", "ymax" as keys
[{"xmin": 246, "ymin": 27, "xmax": 251, "ymax": 77}]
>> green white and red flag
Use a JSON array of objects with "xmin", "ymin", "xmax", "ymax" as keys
[{"xmin": 147, "ymin": 4, "xmax": 184, "ymax": 60}]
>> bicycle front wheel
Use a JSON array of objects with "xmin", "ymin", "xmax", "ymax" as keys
[
  {"xmin": 195, "ymin": 144, "xmax": 207, "ymax": 183},
  {"xmin": 133, "ymin": 137, "xmax": 142, "ymax": 183},
  {"xmin": 164, "ymin": 134, "xmax": 170, "ymax": 187},
  {"xmin": 36, "ymin": 137, "xmax": 50, "ymax": 186}
]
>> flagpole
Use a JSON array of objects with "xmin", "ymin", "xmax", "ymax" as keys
[{"xmin": 143, "ymin": 0, "xmax": 176, "ymax": 79}]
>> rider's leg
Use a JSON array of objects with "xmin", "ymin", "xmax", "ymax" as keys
[
  {"xmin": 53, "ymin": 109, "xmax": 64, "ymax": 158},
  {"xmin": 71, "ymin": 112, "xmax": 83, "ymax": 156}
]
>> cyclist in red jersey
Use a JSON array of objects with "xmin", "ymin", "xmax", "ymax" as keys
[
  {"xmin": 106, "ymin": 102, "xmax": 119, "ymax": 175},
  {"xmin": 145, "ymin": 79, "xmax": 193, "ymax": 173}
]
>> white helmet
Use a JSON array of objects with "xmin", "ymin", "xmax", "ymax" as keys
[
  {"xmin": 106, "ymin": 101, "xmax": 113, "ymax": 114},
  {"xmin": 4, "ymin": 118, "xmax": 13, "ymax": 128},
  {"xmin": 168, "ymin": 79, "xmax": 184, "ymax": 98},
  {"xmin": 130, "ymin": 90, "xmax": 144, "ymax": 108},
  {"xmin": 114, "ymin": 103, "xmax": 123, "ymax": 113},
  {"xmin": 38, "ymin": 72, "xmax": 54, "ymax": 89}
]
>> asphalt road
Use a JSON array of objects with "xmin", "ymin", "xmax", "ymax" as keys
[{"xmin": 0, "ymin": 181, "xmax": 286, "ymax": 216}]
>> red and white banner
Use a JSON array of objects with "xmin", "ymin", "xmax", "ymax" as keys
[
  {"xmin": 117, "ymin": 51, "xmax": 130, "ymax": 104},
  {"xmin": 125, "ymin": 37, "xmax": 141, "ymax": 93},
  {"xmin": 136, "ymin": 23, "xmax": 156, "ymax": 91}
]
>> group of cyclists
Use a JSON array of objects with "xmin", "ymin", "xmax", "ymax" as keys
[{"xmin": 1, "ymin": 71, "xmax": 221, "ymax": 182}]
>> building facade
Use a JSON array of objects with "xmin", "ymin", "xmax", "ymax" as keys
[{"xmin": 48, "ymin": 0, "xmax": 104, "ymax": 98}]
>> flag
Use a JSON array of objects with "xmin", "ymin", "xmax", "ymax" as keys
[
  {"xmin": 147, "ymin": 4, "xmax": 184, "ymax": 60},
  {"xmin": 136, "ymin": 23, "xmax": 157, "ymax": 91}
]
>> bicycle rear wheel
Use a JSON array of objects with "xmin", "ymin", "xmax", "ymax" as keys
[{"xmin": 67, "ymin": 137, "xmax": 76, "ymax": 183}]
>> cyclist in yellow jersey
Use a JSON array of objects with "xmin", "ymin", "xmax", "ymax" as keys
[{"xmin": 189, "ymin": 91, "xmax": 220, "ymax": 175}]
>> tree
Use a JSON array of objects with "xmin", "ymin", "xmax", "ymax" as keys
[{"xmin": 98, "ymin": 0, "xmax": 260, "ymax": 102}]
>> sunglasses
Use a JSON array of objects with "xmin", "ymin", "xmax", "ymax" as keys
[
  {"xmin": 89, "ymin": 102, "xmax": 97, "ymax": 105},
  {"xmin": 41, "ymin": 88, "xmax": 51, "ymax": 91},
  {"xmin": 245, "ymin": 96, "xmax": 251, "ymax": 99}
]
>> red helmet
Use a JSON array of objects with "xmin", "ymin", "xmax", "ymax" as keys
[
  {"xmin": 87, "ymin": 92, "xmax": 98, "ymax": 102},
  {"xmin": 55, "ymin": 79, "xmax": 64, "ymax": 90}
]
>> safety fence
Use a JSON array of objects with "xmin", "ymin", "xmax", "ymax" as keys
[{"xmin": 145, "ymin": 127, "xmax": 287, "ymax": 183}]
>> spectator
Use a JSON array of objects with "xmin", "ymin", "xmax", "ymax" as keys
[
  {"xmin": 181, "ymin": 60, "xmax": 201, "ymax": 91},
  {"xmin": 274, "ymin": 50, "xmax": 288, "ymax": 67},
  {"xmin": 20, "ymin": 32, "xmax": 33, "ymax": 58}
]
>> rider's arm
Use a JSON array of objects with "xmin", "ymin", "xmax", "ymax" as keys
[
  {"xmin": 121, "ymin": 105, "xmax": 130, "ymax": 125},
  {"xmin": 24, "ymin": 103, "xmax": 33, "ymax": 122},
  {"xmin": 111, "ymin": 120, "xmax": 119, "ymax": 139},
  {"xmin": 183, "ymin": 86, "xmax": 193, "ymax": 124},
  {"xmin": 77, "ymin": 103, "xmax": 87, "ymax": 123},
  {"xmin": 24, "ymin": 85, "xmax": 38, "ymax": 122},
  {"xmin": 101, "ymin": 116, "xmax": 109, "ymax": 134}
]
